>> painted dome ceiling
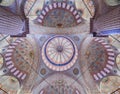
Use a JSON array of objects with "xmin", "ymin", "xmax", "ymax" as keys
[
  {"xmin": 36, "ymin": 2, "xmax": 82, "ymax": 27},
  {"xmin": 38, "ymin": 80, "xmax": 81, "ymax": 94},
  {"xmin": 4, "ymin": 38, "xmax": 34, "ymax": 81},
  {"xmin": 32, "ymin": 74, "xmax": 87, "ymax": 94},
  {"xmin": 25, "ymin": 0, "xmax": 95, "ymax": 28},
  {"xmin": 85, "ymin": 38, "xmax": 115, "ymax": 81},
  {"xmin": 42, "ymin": 36, "xmax": 78, "ymax": 71},
  {"xmin": 0, "ymin": 0, "xmax": 120, "ymax": 94},
  {"xmin": 0, "ymin": 35, "xmax": 120, "ymax": 94}
]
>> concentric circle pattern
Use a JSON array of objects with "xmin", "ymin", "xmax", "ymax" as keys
[{"xmin": 42, "ymin": 36, "xmax": 78, "ymax": 71}]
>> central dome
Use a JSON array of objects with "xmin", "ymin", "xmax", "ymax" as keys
[{"xmin": 42, "ymin": 36, "xmax": 78, "ymax": 71}]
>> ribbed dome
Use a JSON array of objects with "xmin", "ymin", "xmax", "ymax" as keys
[{"xmin": 42, "ymin": 36, "xmax": 78, "ymax": 71}]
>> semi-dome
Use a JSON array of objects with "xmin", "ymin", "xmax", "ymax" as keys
[
  {"xmin": 86, "ymin": 38, "xmax": 115, "ymax": 81},
  {"xmin": 4, "ymin": 38, "xmax": 34, "ymax": 80}
]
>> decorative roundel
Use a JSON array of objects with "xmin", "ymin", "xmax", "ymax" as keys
[
  {"xmin": 86, "ymin": 38, "xmax": 115, "ymax": 81},
  {"xmin": 37, "ymin": 2, "xmax": 82, "ymax": 27},
  {"xmin": 73, "ymin": 68, "xmax": 79, "ymax": 75},
  {"xmin": 42, "ymin": 36, "xmax": 78, "ymax": 71},
  {"xmin": 4, "ymin": 38, "xmax": 34, "ymax": 80},
  {"xmin": 40, "ymin": 68, "xmax": 46, "ymax": 75}
]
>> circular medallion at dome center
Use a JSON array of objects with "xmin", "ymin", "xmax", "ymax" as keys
[{"xmin": 42, "ymin": 36, "xmax": 78, "ymax": 71}]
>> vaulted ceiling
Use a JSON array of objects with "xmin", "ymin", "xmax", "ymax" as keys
[{"xmin": 0, "ymin": 0, "xmax": 120, "ymax": 94}]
